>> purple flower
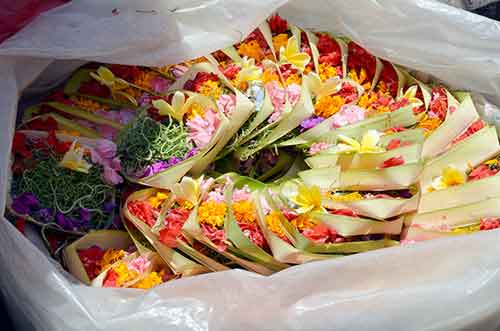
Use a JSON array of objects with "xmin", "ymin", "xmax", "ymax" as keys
[
  {"xmin": 166, "ymin": 156, "xmax": 182, "ymax": 167},
  {"xmin": 12, "ymin": 192, "xmax": 40, "ymax": 215},
  {"xmin": 79, "ymin": 208, "xmax": 92, "ymax": 223},
  {"xmin": 103, "ymin": 201, "xmax": 116, "ymax": 214},
  {"xmin": 300, "ymin": 116, "xmax": 325, "ymax": 132},
  {"xmin": 112, "ymin": 215, "xmax": 123, "ymax": 229},
  {"xmin": 56, "ymin": 212, "xmax": 72, "ymax": 230},
  {"xmin": 138, "ymin": 93, "xmax": 153, "ymax": 107},
  {"xmin": 140, "ymin": 156, "xmax": 181, "ymax": 178},
  {"xmin": 185, "ymin": 148, "xmax": 199, "ymax": 159},
  {"xmin": 37, "ymin": 208, "xmax": 54, "ymax": 223}
]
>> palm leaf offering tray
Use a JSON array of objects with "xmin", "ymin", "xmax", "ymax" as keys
[{"xmin": 7, "ymin": 13, "xmax": 500, "ymax": 290}]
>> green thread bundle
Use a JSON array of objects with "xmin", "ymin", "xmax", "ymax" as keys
[{"xmin": 116, "ymin": 114, "xmax": 193, "ymax": 174}]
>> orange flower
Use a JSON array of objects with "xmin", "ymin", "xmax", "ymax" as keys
[
  {"xmin": 233, "ymin": 200, "xmax": 256, "ymax": 224},
  {"xmin": 71, "ymin": 96, "xmax": 109, "ymax": 112},
  {"xmin": 262, "ymin": 67, "xmax": 281, "ymax": 85},
  {"xmin": 134, "ymin": 71, "xmax": 159, "ymax": 91},
  {"xmin": 272, "ymin": 34, "xmax": 289, "ymax": 53},
  {"xmin": 318, "ymin": 63, "xmax": 339, "ymax": 82},
  {"xmin": 266, "ymin": 211, "xmax": 286, "ymax": 237},
  {"xmin": 238, "ymin": 40, "xmax": 264, "ymax": 62},
  {"xmin": 290, "ymin": 215, "xmax": 317, "ymax": 232},
  {"xmin": 314, "ymin": 94, "xmax": 346, "ymax": 117},
  {"xmin": 417, "ymin": 114, "xmax": 442, "ymax": 136},
  {"xmin": 349, "ymin": 68, "xmax": 371, "ymax": 90},
  {"xmin": 285, "ymin": 73, "xmax": 301, "ymax": 86}
]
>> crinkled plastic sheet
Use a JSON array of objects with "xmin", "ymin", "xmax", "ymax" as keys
[{"xmin": 2, "ymin": 1, "xmax": 500, "ymax": 330}]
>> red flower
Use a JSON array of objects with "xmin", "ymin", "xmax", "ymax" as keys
[
  {"xmin": 429, "ymin": 86, "xmax": 448, "ymax": 120},
  {"xmin": 338, "ymin": 83, "xmax": 359, "ymax": 103},
  {"xmin": 222, "ymin": 63, "xmax": 241, "ymax": 81},
  {"xmin": 452, "ymin": 119, "xmax": 486, "ymax": 145},
  {"xmin": 127, "ymin": 200, "xmax": 156, "ymax": 227},
  {"xmin": 480, "ymin": 218, "xmax": 500, "ymax": 231},
  {"xmin": 12, "ymin": 132, "xmax": 31, "ymax": 158},
  {"xmin": 386, "ymin": 138, "xmax": 401, "ymax": 150},
  {"xmin": 78, "ymin": 245, "xmax": 105, "ymax": 279},
  {"xmin": 212, "ymin": 50, "xmax": 230, "ymax": 63},
  {"xmin": 47, "ymin": 130, "xmax": 71, "ymax": 154},
  {"xmin": 329, "ymin": 208, "xmax": 358, "ymax": 217},
  {"xmin": 412, "ymin": 87, "xmax": 426, "ymax": 114},
  {"xmin": 268, "ymin": 14, "xmax": 288, "ymax": 34},
  {"xmin": 468, "ymin": 164, "xmax": 499, "ymax": 181},
  {"xmin": 279, "ymin": 63, "xmax": 298, "ymax": 80},
  {"xmin": 238, "ymin": 221, "xmax": 266, "ymax": 248},
  {"xmin": 317, "ymin": 34, "xmax": 340, "ymax": 55},
  {"xmin": 378, "ymin": 60, "xmax": 398, "ymax": 97},
  {"xmin": 78, "ymin": 80, "xmax": 111, "ymax": 98},
  {"xmin": 347, "ymin": 42, "xmax": 376, "ymax": 79},
  {"xmin": 109, "ymin": 64, "xmax": 141, "ymax": 82},
  {"xmin": 380, "ymin": 155, "xmax": 405, "ymax": 169},
  {"xmin": 103, "ymin": 269, "xmax": 119, "ymax": 287},
  {"xmin": 282, "ymin": 210, "xmax": 298, "ymax": 221},
  {"xmin": 25, "ymin": 116, "xmax": 58, "ymax": 132},
  {"xmin": 302, "ymin": 223, "xmax": 337, "ymax": 243},
  {"xmin": 318, "ymin": 53, "xmax": 342, "ymax": 67},
  {"xmin": 15, "ymin": 218, "xmax": 26, "ymax": 234},
  {"xmin": 158, "ymin": 207, "xmax": 191, "ymax": 248},
  {"xmin": 183, "ymin": 72, "xmax": 219, "ymax": 92},
  {"xmin": 300, "ymin": 31, "xmax": 309, "ymax": 48},
  {"xmin": 389, "ymin": 98, "xmax": 410, "ymax": 112}
]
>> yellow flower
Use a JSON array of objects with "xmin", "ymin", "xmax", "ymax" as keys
[
  {"xmin": 98, "ymin": 249, "xmax": 126, "ymax": 272},
  {"xmin": 330, "ymin": 192, "xmax": 363, "ymax": 202},
  {"xmin": 377, "ymin": 81, "xmax": 388, "ymax": 94},
  {"xmin": 172, "ymin": 176, "xmax": 201, "ymax": 207},
  {"xmin": 336, "ymin": 130, "xmax": 385, "ymax": 154},
  {"xmin": 485, "ymin": 159, "xmax": 499, "ymax": 166},
  {"xmin": 59, "ymin": 141, "xmax": 92, "ymax": 173},
  {"xmin": 285, "ymin": 73, "xmax": 301, "ymax": 86},
  {"xmin": 237, "ymin": 40, "xmax": 264, "ymax": 62},
  {"xmin": 272, "ymin": 34, "xmax": 289, "ymax": 53},
  {"xmin": 430, "ymin": 165, "xmax": 466, "ymax": 191},
  {"xmin": 132, "ymin": 272, "xmax": 163, "ymax": 289},
  {"xmin": 71, "ymin": 96, "xmax": 109, "ymax": 112},
  {"xmin": 357, "ymin": 92, "xmax": 390, "ymax": 114},
  {"xmin": 262, "ymin": 67, "xmax": 281, "ymax": 85},
  {"xmin": 89, "ymin": 66, "xmax": 138, "ymax": 106},
  {"xmin": 291, "ymin": 214, "xmax": 317, "ymax": 232},
  {"xmin": 147, "ymin": 191, "xmax": 169, "ymax": 209},
  {"xmin": 265, "ymin": 211, "xmax": 286, "ymax": 238},
  {"xmin": 133, "ymin": 71, "xmax": 159, "ymax": 91},
  {"xmin": 198, "ymin": 200, "xmax": 227, "ymax": 228},
  {"xmin": 349, "ymin": 68, "xmax": 371, "ymax": 91},
  {"xmin": 279, "ymin": 35, "xmax": 311, "ymax": 72},
  {"xmin": 233, "ymin": 201, "xmax": 256, "ymax": 224},
  {"xmin": 235, "ymin": 57, "xmax": 262, "ymax": 86},
  {"xmin": 153, "ymin": 92, "xmax": 216, "ymax": 122},
  {"xmin": 199, "ymin": 79, "xmax": 222, "ymax": 99},
  {"xmin": 290, "ymin": 184, "xmax": 323, "ymax": 214},
  {"xmin": 401, "ymin": 85, "xmax": 424, "ymax": 109},
  {"xmin": 113, "ymin": 262, "xmax": 138, "ymax": 286},
  {"xmin": 314, "ymin": 94, "xmax": 346, "ymax": 118},
  {"xmin": 417, "ymin": 113, "xmax": 442, "ymax": 136},
  {"xmin": 318, "ymin": 63, "xmax": 340, "ymax": 82}
]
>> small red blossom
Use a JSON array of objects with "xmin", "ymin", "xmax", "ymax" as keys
[
  {"xmin": 329, "ymin": 208, "xmax": 358, "ymax": 217},
  {"xmin": 201, "ymin": 223, "xmax": 226, "ymax": 252},
  {"xmin": 183, "ymin": 72, "xmax": 219, "ymax": 92},
  {"xmin": 389, "ymin": 98, "xmax": 410, "ymax": 112},
  {"xmin": 78, "ymin": 245, "xmax": 105, "ymax": 279},
  {"xmin": 109, "ymin": 64, "xmax": 141, "ymax": 82},
  {"xmin": 222, "ymin": 63, "xmax": 241, "ymax": 81},
  {"xmin": 103, "ymin": 269, "xmax": 119, "ymax": 287},
  {"xmin": 429, "ymin": 86, "xmax": 448, "ymax": 121},
  {"xmin": 238, "ymin": 221, "xmax": 267, "ymax": 249},
  {"xmin": 279, "ymin": 63, "xmax": 298, "ymax": 80},
  {"xmin": 25, "ymin": 116, "xmax": 59, "ymax": 132},
  {"xmin": 318, "ymin": 53, "xmax": 342, "ymax": 67},
  {"xmin": 317, "ymin": 34, "xmax": 340, "ymax": 56},
  {"xmin": 302, "ymin": 223, "xmax": 337, "ymax": 243},
  {"xmin": 282, "ymin": 210, "xmax": 298, "ymax": 221},
  {"xmin": 378, "ymin": 60, "xmax": 398, "ymax": 97},
  {"xmin": 338, "ymin": 83, "xmax": 359, "ymax": 103},
  {"xmin": 480, "ymin": 218, "xmax": 500, "ymax": 231},
  {"xmin": 268, "ymin": 14, "xmax": 288, "ymax": 34},
  {"xmin": 47, "ymin": 130, "xmax": 71, "ymax": 154},
  {"xmin": 413, "ymin": 87, "xmax": 426, "ymax": 114},
  {"xmin": 212, "ymin": 50, "xmax": 230, "ymax": 63},
  {"xmin": 245, "ymin": 28, "xmax": 269, "ymax": 49},
  {"xmin": 347, "ymin": 42, "xmax": 376, "ymax": 79},
  {"xmin": 15, "ymin": 218, "xmax": 26, "ymax": 234},
  {"xmin": 158, "ymin": 207, "xmax": 191, "ymax": 248},
  {"xmin": 468, "ymin": 164, "xmax": 499, "ymax": 181},
  {"xmin": 452, "ymin": 119, "xmax": 486, "ymax": 145},
  {"xmin": 386, "ymin": 138, "xmax": 401, "ymax": 150},
  {"xmin": 78, "ymin": 80, "xmax": 111, "ymax": 98},
  {"xmin": 12, "ymin": 132, "xmax": 31, "ymax": 158},
  {"xmin": 127, "ymin": 200, "xmax": 156, "ymax": 227},
  {"xmin": 380, "ymin": 155, "xmax": 405, "ymax": 169}
]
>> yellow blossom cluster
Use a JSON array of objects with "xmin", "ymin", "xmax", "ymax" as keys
[
  {"xmin": 198, "ymin": 200, "xmax": 227, "ymax": 228},
  {"xmin": 233, "ymin": 200, "xmax": 256, "ymax": 224},
  {"xmin": 314, "ymin": 95, "xmax": 346, "ymax": 118}
]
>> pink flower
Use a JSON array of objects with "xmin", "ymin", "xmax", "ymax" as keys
[
  {"xmin": 233, "ymin": 186, "xmax": 251, "ymax": 202},
  {"xmin": 308, "ymin": 142, "xmax": 331, "ymax": 155},
  {"xmin": 207, "ymin": 189, "xmax": 225, "ymax": 203},
  {"xmin": 186, "ymin": 108, "xmax": 220, "ymax": 148},
  {"xmin": 95, "ymin": 139, "xmax": 117, "ymax": 159},
  {"xmin": 127, "ymin": 256, "xmax": 151, "ymax": 274},
  {"xmin": 103, "ymin": 166, "xmax": 123, "ymax": 185},
  {"xmin": 151, "ymin": 76, "xmax": 172, "ymax": 93},
  {"xmin": 111, "ymin": 157, "xmax": 121, "ymax": 171},
  {"xmin": 331, "ymin": 104, "xmax": 365, "ymax": 128},
  {"xmin": 286, "ymin": 83, "xmax": 302, "ymax": 107},
  {"xmin": 217, "ymin": 94, "xmax": 236, "ymax": 117},
  {"xmin": 266, "ymin": 81, "xmax": 286, "ymax": 123},
  {"xmin": 238, "ymin": 221, "xmax": 266, "ymax": 248},
  {"xmin": 201, "ymin": 223, "xmax": 226, "ymax": 251}
]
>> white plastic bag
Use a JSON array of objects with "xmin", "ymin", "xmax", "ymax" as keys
[{"xmin": 3, "ymin": 1, "xmax": 500, "ymax": 330}]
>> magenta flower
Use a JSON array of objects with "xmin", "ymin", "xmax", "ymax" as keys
[{"xmin": 186, "ymin": 108, "xmax": 220, "ymax": 148}]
